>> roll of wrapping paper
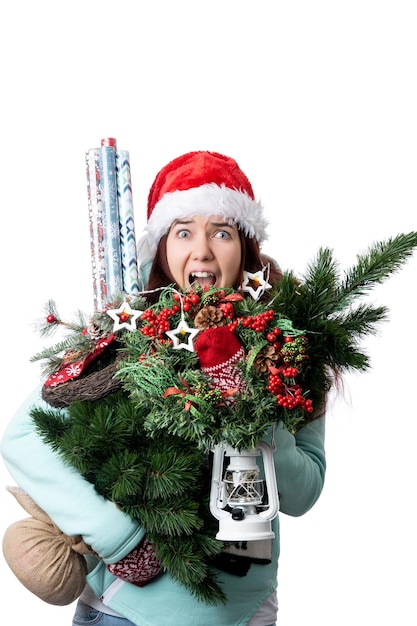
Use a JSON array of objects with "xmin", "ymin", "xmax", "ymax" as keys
[
  {"xmin": 102, "ymin": 137, "xmax": 117, "ymax": 148},
  {"xmin": 86, "ymin": 149, "xmax": 107, "ymax": 310},
  {"xmin": 99, "ymin": 144, "xmax": 123, "ymax": 300},
  {"xmin": 116, "ymin": 150, "xmax": 140, "ymax": 295}
]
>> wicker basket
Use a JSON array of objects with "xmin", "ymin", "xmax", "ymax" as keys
[{"xmin": 41, "ymin": 347, "xmax": 123, "ymax": 408}]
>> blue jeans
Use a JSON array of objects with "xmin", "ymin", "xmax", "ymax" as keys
[{"xmin": 72, "ymin": 601, "xmax": 136, "ymax": 625}]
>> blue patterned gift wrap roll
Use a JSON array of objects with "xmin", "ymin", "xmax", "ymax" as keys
[
  {"xmin": 116, "ymin": 150, "xmax": 139, "ymax": 295},
  {"xmin": 99, "ymin": 144, "xmax": 123, "ymax": 300}
]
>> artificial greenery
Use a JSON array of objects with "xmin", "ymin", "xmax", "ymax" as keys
[
  {"xmin": 31, "ymin": 232, "xmax": 417, "ymax": 604},
  {"xmin": 31, "ymin": 392, "xmax": 225, "ymax": 604}
]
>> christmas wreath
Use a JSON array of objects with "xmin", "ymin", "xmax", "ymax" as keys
[{"xmin": 29, "ymin": 233, "xmax": 417, "ymax": 604}]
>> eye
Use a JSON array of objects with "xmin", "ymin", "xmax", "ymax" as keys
[
  {"xmin": 177, "ymin": 229, "xmax": 190, "ymax": 238},
  {"xmin": 214, "ymin": 230, "xmax": 232, "ymax": 239}
]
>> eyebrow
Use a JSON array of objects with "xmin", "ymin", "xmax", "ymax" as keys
[
  {"xmin": 171, "ymin": 219, "xmax": 236, "ymax": 228},
  {"xmin": 211, "ymin": 221, "xmax": 236, "ymax": 229}
]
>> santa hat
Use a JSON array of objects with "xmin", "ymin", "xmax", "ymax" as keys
[
  {"xmin": 136, "ymin": 151, "xmax": 269, "ymax": 288},
  {"xmin": 146, "ymin": 151, "xmax": 268, "ymax": 247}
]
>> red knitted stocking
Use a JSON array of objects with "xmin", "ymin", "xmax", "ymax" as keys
[{"xmin": 195, "ymin": 326, "xmax": 246, "ymax": 402}]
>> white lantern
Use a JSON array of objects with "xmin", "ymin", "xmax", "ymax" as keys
[{"xmin": 209, "ymin": 441, "xmax": 279, "ymax": 541}]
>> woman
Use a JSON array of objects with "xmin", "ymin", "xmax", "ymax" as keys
[{"xmin": 1, "ymin": 151, "xmax": 326, "ymax": 625}]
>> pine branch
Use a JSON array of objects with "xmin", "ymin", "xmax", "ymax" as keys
[
  {"xmin": 178, "ymin": 572, "xmax": 226, "ymax": 606},
  {"xmin": 144, "ymin": 449, "xmax": 202, "ymax": 500},
  {"xmin": 301, "ymin": 247, "xmax": 340, "ymax": 314},
  {"xmin": 33, "ymin": 300, "xmax": 61, "ymax": 338},
  {"xmin": 151, "ymin": 534, "xmax": 226, "ymax": 605},
  {"xmin": 33, "ymin": 300, "xmax": 89, "ymax": 338},
  {"xmin": 30, "ymin": 335, "xmax": 92, "ymax": 365},
  {"xmin": 137, "ymin": 500, "xmax": 203, "ymax": 536},
  {"xmin": 332, "ymin": 303, "xmax": 389, "ymax": 338},
  {"xmin": 30, "ymin": 406, "xmax": 70, "ymax": 448},
  {"xmin": 96, "ymin": 450, "xmax": 147, "ymax": 501},
  {"xmin": 341, "ymin": 232, "xmax": 417, "ymax": 302}
]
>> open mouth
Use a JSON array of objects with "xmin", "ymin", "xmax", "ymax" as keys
[{"xmin": 189, "ymin": 271, "xmax": 217, "ymax": 289}]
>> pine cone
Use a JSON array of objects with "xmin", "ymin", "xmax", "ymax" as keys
[
  {"xmin": 194, "ymin": 306, "xmax": 225, "ymax": 329},
  {"xmin": 250, "ymin": 344, "xmax": 279, "ymax": 374},
  {"xmin": 86, "ymin": 320, "xmax": 105, "ymax": 340}
]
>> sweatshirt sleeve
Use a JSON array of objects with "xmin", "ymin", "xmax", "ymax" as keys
[
  {"xmin": 273, "ymin": 416, "xmax": 326, "ymax": 517},
  {"xmin": 0, "ymin": 386, "xmax": 144, "ymax": 563}
]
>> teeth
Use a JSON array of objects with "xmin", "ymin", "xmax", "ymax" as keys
[{"xmin": 191, "ymin": 272, "xmax": 214, "ymax": 278}]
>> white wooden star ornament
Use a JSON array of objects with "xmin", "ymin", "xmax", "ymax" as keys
[
  {"xmin": 106, "ymin": 300, "xmax": 143, "ymax": 331},
  {"xmin": 166, "ymin": 319, "xmax": 200, "ymax": 352},
  {"xmin": 240, "ymin": 269, "xmax": 272, "ymax": 301}
]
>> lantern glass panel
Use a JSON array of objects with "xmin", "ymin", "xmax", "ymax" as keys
[{"xmin": 223, "ymin": 468, "xmax": 264, "ymax": 505}]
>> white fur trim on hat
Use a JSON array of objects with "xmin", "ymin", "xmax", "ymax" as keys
[{"xmin": 144, "ymin": 183, "xmax": 268, "ymax": 253}]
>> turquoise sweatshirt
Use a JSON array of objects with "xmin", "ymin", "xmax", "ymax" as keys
[{"xmin": 0, "ymin": 386, "xmax": 326, "ymax": 626}]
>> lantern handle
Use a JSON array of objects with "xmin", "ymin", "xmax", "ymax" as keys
[{"xmin": 256, "ymin": 440, "xmax": 280, "ymax": 520}]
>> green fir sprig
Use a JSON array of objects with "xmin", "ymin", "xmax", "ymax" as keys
[{"xmin": 30, "ymin": 296, "xmax": 146, "ymax": 377}]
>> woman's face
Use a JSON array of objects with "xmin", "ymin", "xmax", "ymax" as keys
[{"xmin": 166, "ymin": 214, "xmax": 242, "ymax": 289}]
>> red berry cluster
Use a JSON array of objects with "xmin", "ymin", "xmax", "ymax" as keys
[
  {"xmin": 277, "ymin": 388, "xmax": 312, "ymax": 412},
  {"xmin": 139, "ymin": 291, "xmax": 204, "ymax": 341},
  {"xmin": 173, "ymin": 291, "xmax": 201, "ymax": 311},
  {"xmin": 140, "ymin": 305, "xmax": 180, "ymax": 340},
  {"xmin": 227, "ymin": 309, "xmax": 275, "ymax": 333},
  {"xmin": 241, "ymin": 309, "xmax": 275, "ymax": 331},
  {"xmin": 218, "ymin": 302, "xmax": 235, "ymax": 319},
  {"xmin": 267, "ymin": 366, "xmax": 312, "ymax": 412}
]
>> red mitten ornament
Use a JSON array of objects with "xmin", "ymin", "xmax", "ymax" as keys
[
  {"xmin": 107, "ymin": 538, "xmax": 162, "ymax": 587},
  {"xmin": 195, "ymin": 326, "xmax": 246, "ymax": 402}
]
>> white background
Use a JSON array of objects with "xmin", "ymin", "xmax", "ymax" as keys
[{"xmin": 1, "ymin": 2, "xmax": 416, "ymax": 624}]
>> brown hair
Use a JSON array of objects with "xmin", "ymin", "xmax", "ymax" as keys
[{"xmin": 145, "ymin": 230, "xmax": 282, "ymax": 303}]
